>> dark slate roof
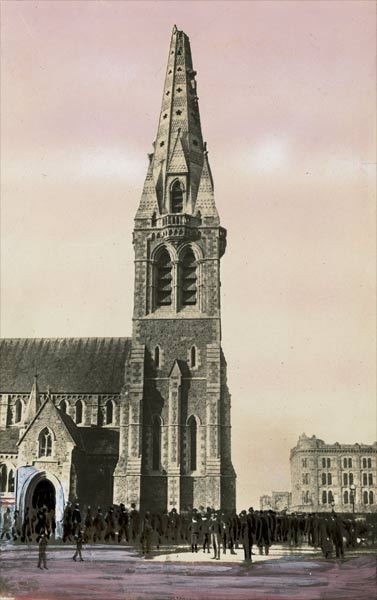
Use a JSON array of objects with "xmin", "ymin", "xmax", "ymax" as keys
[
  {"xmin": 80, "ymin": 428, "xmax": 119, "ymax": 455},
  {"xmin": 0, "ymin": 428, "xmax": 19, "ymax": 453},
  {"xmin": 0, "ymin": 338, "xmax": 131, "ymax": 394}
]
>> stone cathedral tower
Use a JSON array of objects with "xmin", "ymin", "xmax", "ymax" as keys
[{"xmin": 113, "ymin": 26, "xmax": 236, "ymax": 512}]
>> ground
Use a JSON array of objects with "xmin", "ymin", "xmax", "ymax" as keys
[{"xmin": 0, "ymin": 543, "xmax": 376, "ymax": 600}]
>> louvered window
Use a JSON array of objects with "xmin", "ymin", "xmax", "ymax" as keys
[
  {"xmin": 171, "ymin": 180, "xmax": 183, "ymax": 213},
  {"xmin": 156, "ymin": 250, "xmax": 172, "ymax": 306},
  {"xmin": 181, "ymin": 249, "xmax": 197, "ymax": 306}
]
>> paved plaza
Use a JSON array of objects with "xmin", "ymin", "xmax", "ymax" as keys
[{"xmin": 0, "ymin": 542, "xmax": 376, "ymax": 600}]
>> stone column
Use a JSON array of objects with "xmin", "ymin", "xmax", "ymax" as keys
[{"xmin": 167, "ymin": 361, "xmax": 182, "ymax": 511}]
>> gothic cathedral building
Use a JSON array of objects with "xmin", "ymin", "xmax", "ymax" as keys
[{"xmin": 0, "ymin": 26, "xmax": 236, "ymax": 523}]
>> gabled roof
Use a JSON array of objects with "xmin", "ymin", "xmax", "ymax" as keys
[
  {"xmin": 17, "ymin": 397, "xmax": 80, "ymax": 448},
  {"xmin": 0, "ymin": 338, "xmax": 131, "ymax": 394}
]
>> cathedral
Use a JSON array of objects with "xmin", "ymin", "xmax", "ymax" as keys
[{"xmin": 0, "ymin": 26, "xmax": 236, "ymax": 525}]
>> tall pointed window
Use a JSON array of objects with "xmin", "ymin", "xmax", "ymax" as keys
[
  {"xmin": 343, "ymin": 491, "xmax": 349, "ymax": 504},
  {"xmin": 75, "ymin": 400, "xmax": 83, "ymax": 424},
  {"xmin": 8, "ymin": 470, "xmax": 14, "ymax": 493},
  {"xmin": 105, "ymin": 400, "xmax": 114, "ymax": 425},
  {"xmin": 60, "ymin": 400, "xmax": 67, "ymax": 414},
  {"xmin": 0, "ymin": 464, "xmax": 7, "ymax": 492},
  {"xmin": 156, "ymin": 249, "xmax": 173, "ymax": 306},
  {"xmin": 191, "ymin": 346, "xmax": 197, "ymax": 368},
  {"xmin": 154, "ymin": 346, "xmax": 160, "ymax": 368},
  {"xmin": 15, "ymin": 399, "xmax": 23, "ymax": 423},
  {"xmin": 181, "ymin": 248, "xmax": 197, "ymax": 306},
  {"xmin": 188, "ymin": 416, "xmax": 197, "ymax": 471},
  {"xmin": 39, "ymin": 428, "xmax": 52, "ymax": 457},
  {"xmin": 171, "ymin": 180, "xmax": 183, "ymax": 213},
  {"xmin": 152, "ymin": 416, "xmax": 161, "ymax": 471}
]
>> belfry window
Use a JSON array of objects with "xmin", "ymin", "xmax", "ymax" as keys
[
  {"xmin": 171, "ymin": 180, "xmax": 184, "ymax": 213},
  {"xmin": 181, "ymin": 248, "xmax": 197, "ymax": 306},
  {"xmin": 156, "ymin": 249, "xmax": 173, "ymax": 306},
  {"xmin": 152, "ymin": 416, "xmax": 161, "ymax": 471},
  {"xmin": 39, "ymin": 428, "xmax": 52, "ymax": 457},
  {"xmin": 188, "ymin": 416, "xmax": 197, "ymax": 471}
]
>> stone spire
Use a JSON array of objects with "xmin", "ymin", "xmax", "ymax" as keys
[{"xmin": 136, "ymin": 25, "xmax": 218, "ymax": 221}]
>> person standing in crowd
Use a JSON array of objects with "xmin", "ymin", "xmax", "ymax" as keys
[
  {"xmin": 117, "ymin": 504, "xmax": 129, "ymax": 543},
  {"xmin": 72, "ymin": 529, "xmax": 84, "ymax": 562},
  {"xmin": 130, "ymin": 503, "xmax": 140, "ymax": 543},
  {"xmin": 62, "ymin": 501, "xmax": 73, "ymax": 542},
  {"xmin": 84, "ymin": 506, "xmax": 93, "ymax": 543},
  {"xmin": 209, "ymin": 511, "xmax": 221, "ymax": 560},
  {"xmin": 93, "ymin": 507, "xmax": 105, "ymax": 543},
  {"xmin": 21, "ymin": 507, "xmax": 32, "ymax": 543},
  {"xmin": 256, "ymin": 510, "xmax": 271, "ymax": 555},
  {"xmin": 1, "ymin": 507, "xmax": 12, "ymax": 541},
  {"xmin": 12, "ymin": 509, "xmax": 21, "ymax": 541},
  {"xmin": 72, "ymin": 503, "xmax": 82, "ymax": 537},
  {"xmin": 189, "ymin": 510, "xmax": 200, "ymax": 553},
  {"xmin": 37, "ymin": 532, "xmax": 48, "ymax": 570},
  {"xmin": 141, "ymin": 511, "xmax": 153, "ymax": 558},
  {"xmin": 104, "ymin": 506, "xmax": 116, "ymax": 542},
  {"xmin": 330, "ymin": 513, "xmax": 345, "ymax": 559},
  {"xmin": 240, "ymin": 510, "xmax": 251, "ymax": 562}
]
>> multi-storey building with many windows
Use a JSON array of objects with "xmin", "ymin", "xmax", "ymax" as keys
[{"xmin": 290, "ymin": 433, "xmax": 377, "ymax": 513}]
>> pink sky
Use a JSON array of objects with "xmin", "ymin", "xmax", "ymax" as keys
[{"xmin": 1, "ymin": 0, "xmax": 376, "ymax": 509}]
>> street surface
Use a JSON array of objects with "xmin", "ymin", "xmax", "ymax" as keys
[{"xmin": 0, "ymin": 542, "xmax": 376, "ymax": 600}]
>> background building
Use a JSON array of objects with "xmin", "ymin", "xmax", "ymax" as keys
[
  {"xmin": 260, "ymin": 491, "xmax": 291, "ymax": 512},
  {"xmin": 0, "ymin": 26, "xmax": 236, "ymax": 523},
  {"xmin": 290, "ymin": 433, "xmax": 377, "ymax": 513}
]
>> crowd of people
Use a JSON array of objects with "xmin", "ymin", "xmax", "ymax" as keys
[{"xmin": 1, "ymin": 502, "xmax": 371, "ymax": 563}]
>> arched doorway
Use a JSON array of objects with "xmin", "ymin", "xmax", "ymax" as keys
[{"xmin": 32, "ymin": 478, "xmax": 55, "ymax": 511}]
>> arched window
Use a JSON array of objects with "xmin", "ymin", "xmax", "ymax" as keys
[
  {"xmin": 369, "ymin": 473, "xmax": 373, "ymax": 485},
  {"xmin": 368, "ymin": 458, "xmax": 372, "ymax": 468},
  {"xmin": 0, "ymin": 464, "xmax": 7, "ymax": 492},
  {"xmin": 304, "ymin": 490, "xmax": 309, "ymax": 503},
  {"xmin": 327, "ymin": 458, "xmax": 331, "ymax": 468},
  {"xmin": 181, "ymin": 248, "xmax": 197, "ymax": 306},
  {"xmin": 327, "ymin": 473, "xmax": 332, "ymax": 485},
  {"xmin": 39, "ymin": 428, "xmax": 52, "ymax": 457},
  {"xmin": 322, "ymin": 473, "xmax": 326, "ymax": 485},
  {"xmin": 363, "ymin": 473, "xmax": 368, "ymax": 486},
  {"xmin": 188, "ymin": 416, "xmax": 197, "ymax": 471},
  {"xmin": 152, "ymin": 416, "xmax": 161, "ymax": 471},
  {"xmin": 8, "ymin": 469, "xmax": 14, "ymax": 493},
  {"xmin": 343, "ymin": 473, "xmax": 348, "ymax": 486},
  {"xmin": 343, "ymin": 491, "xmax": 349, "ymax": 504},
  {"xmin": 154, "ymin": 346, "xmax": 160, "ymax": 368},
  {"xmin": 190, "ymin": 346, "xmax": 196, "ymax": 368},
  {"xmin": 348, "ymin": 458, "xmax": 352, "ymax": 468},
  {"xmin": 328, "ymin": 491, "xmax": 334, "ymax": 504},
  {"xmin": 59, "ymin": 400, "xmax": 67, "ymax": 414},
  {"xmin": 363, "ymin": 458, "xmax": 367, "ymax": 468},
  {"xmin": 349, "ymin": 473, "xmax": 354, "ymax": 485},
  {"xmin": 15, "ymin": 399, "xmax": 23, "ymax": 423},
  {"xmin": 369, "ymin": 491, "xmax": 374, "ymax": 504},
  {"xmin": 75, "ymin": 400, "xmax": 83, "ymax": 424},
  {"xmin": 156, "ymin": 249, "xmax": 173, "ymax": 306},
  {"xmin": 322, "ymin": 458, "xmax": 326, "ymax": 468},
  {"xmin": 343, "ymin": 458, "xmax": 347, "ymax": 468},
  {"xmin": 105, "ymin": 400, "xmax": 114, "ymax": 425},
  {"xmin": 171, "ymin": 180, "xmax": 184, "ymax": 213},
  {"xmin": 363, "ymin": 490, "xmax": 369, "ymax": 505},
  {"xmin": 322, "ymin": 491, "xmax": 327, "ymax": 504}
]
